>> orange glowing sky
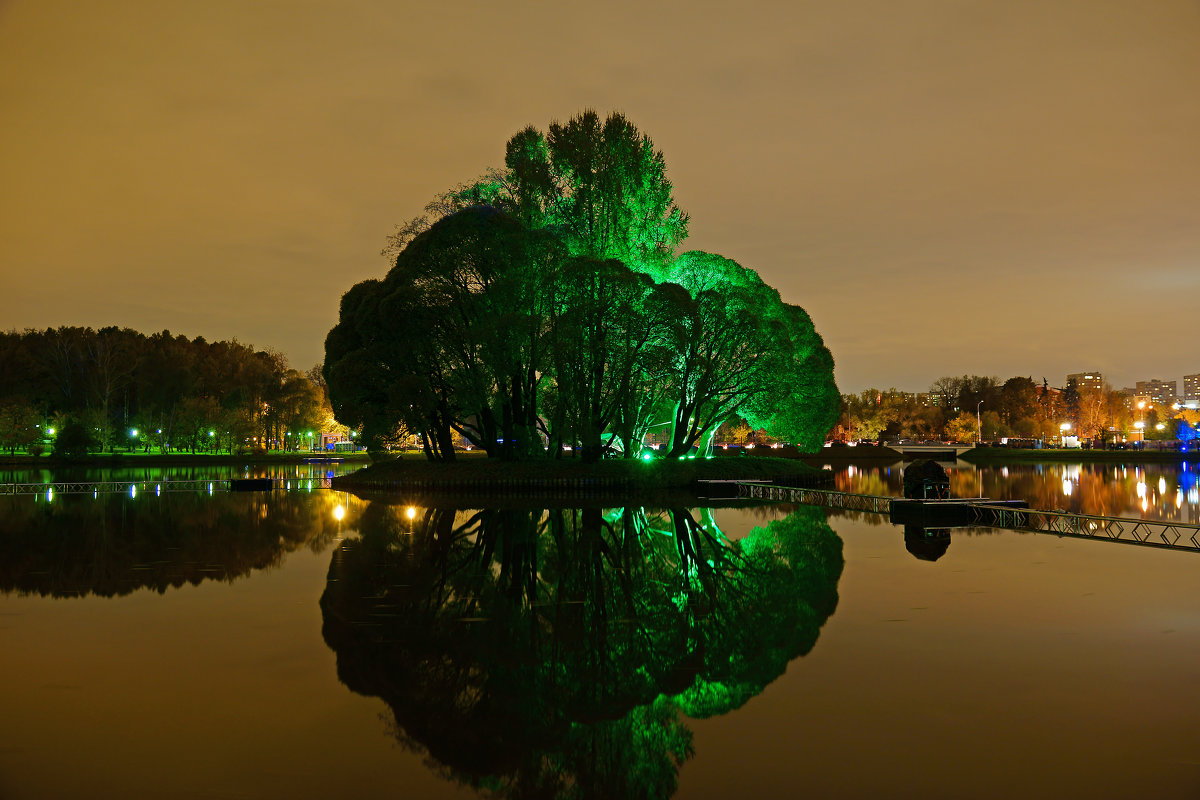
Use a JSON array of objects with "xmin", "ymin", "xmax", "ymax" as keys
[{"xmin": 3, "ymin": 0, "xmax": 1199, "ymax": 391}]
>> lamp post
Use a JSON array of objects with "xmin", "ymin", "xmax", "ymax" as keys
[
  {"xmin": 1059, "ymin": 422, "xmax": 1071, "ymax": 447},
  {"xmin": 976, "ymin": 401, "xmax": 983, "ymax": 444}
]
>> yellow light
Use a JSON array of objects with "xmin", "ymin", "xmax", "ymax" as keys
[
  {"xmin": 333, "ymin": 505, "xmax": 345, "ymax": 521},
  {"xmin": 406, "ymin": 506, "xmax": 417, "ymax": 520}
]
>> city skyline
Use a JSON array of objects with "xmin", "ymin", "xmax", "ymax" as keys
[
  {"xmin": 848, "ymin": 370, "xmax": 1199, "ymax": 397},
  {"xmin": 3, "ymin": 1, "xmax": 1199, "ymax": 392}
]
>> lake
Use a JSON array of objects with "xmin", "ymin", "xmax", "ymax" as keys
[{"xmin": 1, "ymin": 461, "xmax": 1197, "ymax": 799}]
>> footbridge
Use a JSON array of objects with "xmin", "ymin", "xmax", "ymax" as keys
[
  {"xmin": 884, "ymin": 443, "xmax": 976, "ymax": 459},
  {"xmin": 0, "ymin": 477, "xmax": 333, "ymax": 497},
  {"xmin": 739, "ymin": 484, "xmax": 1200, "ymax": 555}
]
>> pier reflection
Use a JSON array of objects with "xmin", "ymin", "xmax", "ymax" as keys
[{"xmin": 320, "ymin": 503, "xmax": 843, "ymax": 798}]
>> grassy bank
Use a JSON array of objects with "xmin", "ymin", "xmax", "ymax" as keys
[
  {"xmin": 959, "ymin": 447, "xmax": 1196, "ymax": 465},
  {"xmin": 333, "ymin": 454, "xmax": 828, "ymax": 496},
  {"xmin": 799, "ymin": 445, "xmax": 904, "ymax": 464}
]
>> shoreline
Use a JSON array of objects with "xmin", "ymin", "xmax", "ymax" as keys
[
  {"xmin": 958, "ymin": 447, "xmax": 1196, "ymax": 465},
  {"xmin": 330, "ymin": 454, "xmax": 832, "ymax": 499}
]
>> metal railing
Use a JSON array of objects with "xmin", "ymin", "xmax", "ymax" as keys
[
  {"xmin": 967, "ymin": 504, "xmax": 1200, "ymax": 553},
  {"xmin": 0, "ymin": 478, "xmax": 332, "ymax": 496},
  {"xmin": 741, "ymin": 483, "xmax": 894, "ymax": 514},
  {"xmin": 742, "ymin": 482, "xmax": 1200, "ymax": 555}
]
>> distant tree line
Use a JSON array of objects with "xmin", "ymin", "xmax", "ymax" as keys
[
  {"xmin": 325, "ymin": 111, "xmax": 840, "ymax": 462},
  {"xmin": 839, "ymin": 374, "xmax": 1197, "ymax": 444},
  {"xmin": 0, "ymin": 326, "xmax": 337, "ymax": 456}
]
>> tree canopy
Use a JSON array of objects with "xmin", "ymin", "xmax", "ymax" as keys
[
  {"xmin": 329, "ymin": 110, "xmax": 838, "ymax": 461},
  {"xmin": 0, "ymin": 326, "xmax": 338, "ymax": 455}
]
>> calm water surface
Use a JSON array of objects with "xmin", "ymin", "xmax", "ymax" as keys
[{"xmin": 1, "ymin": 462, "xmax": 1197, "ymax": 799}]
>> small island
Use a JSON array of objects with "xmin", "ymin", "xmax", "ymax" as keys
[{"xmin": 324, "ymin": 110, "xmax": 841, "ymax": 491}]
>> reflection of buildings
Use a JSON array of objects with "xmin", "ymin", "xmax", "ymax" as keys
[{"xmin": 838, "ymin": 463, "xmax": 1200, "ymax": 527}]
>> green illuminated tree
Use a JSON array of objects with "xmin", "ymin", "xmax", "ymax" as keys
[
  {"xmin": 343, "ymin": 112, "xmax": 839, "ymax": 460},
  {"xmin": 543, "ymin": 256, "xmax": 676, "ymax": 461},
  {"xmin": 504, "ymin": 110, "xmax": 688, "ymax": 273},
  {"xmin": 328, "ymin": 207, "xmax": 562, "ymax": 460}
]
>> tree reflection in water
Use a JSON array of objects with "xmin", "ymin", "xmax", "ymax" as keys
[
  {"xmin": 0, "ymin": 490, "xmax": 357, "ymax": 598},
  {"xmin": 320, "ymin": 503, "xmax": 843, "ymax": 799}
]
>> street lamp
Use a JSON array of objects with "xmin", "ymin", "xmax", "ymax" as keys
[
  {"xmin": 1059, "ymin": 422, "xmax": 1071, "ymax": 447},
  {"xmin": 976, "ymin": 401, "xmax": 983, "ymax": 443}
]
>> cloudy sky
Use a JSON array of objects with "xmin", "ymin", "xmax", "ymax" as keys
[{"xmin": 3, "ymin": 0, "xmax": 1198, "ymax": 392}]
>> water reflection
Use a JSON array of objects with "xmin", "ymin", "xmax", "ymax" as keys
[
  {"xmin": 903, "ymin": 525, "xmax": 951, "ymax": 561},
  {"xmin": 834, "ymin": 461, "xmax": 1200, "ymax": 523},
  {"xmin": 320, "ymin": 503, "xmax": 843, "ymax": 798},
  {"xmin": 0, "ymin": 489, "xmax": 361, "ymax": 598},
  {"xmin": 0, "ymin": 461, "xmax": 361, "ymax": 489}
]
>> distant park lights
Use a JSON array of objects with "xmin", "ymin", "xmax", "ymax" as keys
[{"xmin": 130, "ymin": 428, "xmax": 138, "ymax": 437}]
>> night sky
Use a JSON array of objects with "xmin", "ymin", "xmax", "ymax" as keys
[{"xmin": 3, "ymin": 0, "xmax": 1198, "ymax": 392}]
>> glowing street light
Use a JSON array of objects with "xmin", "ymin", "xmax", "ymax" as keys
[{"xmin": 1059, "ymin": 422, "xmax": 1071, "ymax": 447}]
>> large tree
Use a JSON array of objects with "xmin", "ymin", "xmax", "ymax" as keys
[{"xmin": 336, "ymin": 112, "xmax": 839, "ymax": 461}]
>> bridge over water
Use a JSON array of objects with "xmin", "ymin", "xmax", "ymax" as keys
[
  {"xmin": 738, "ymin": 484, "xmax": 1200, "ymax": 556},
  {"xmin": 0, "ymin": 478, "xmax": 333, "ymax": 497}
]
